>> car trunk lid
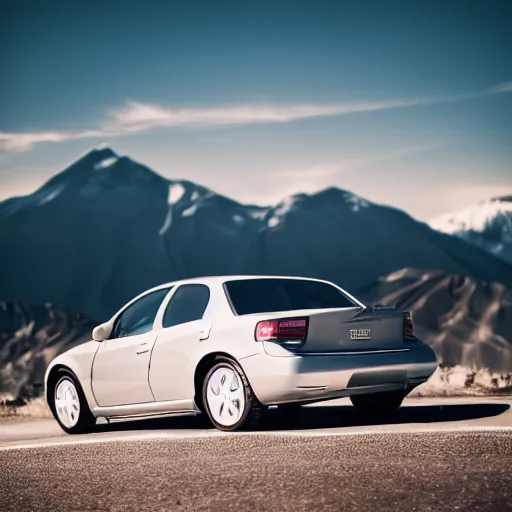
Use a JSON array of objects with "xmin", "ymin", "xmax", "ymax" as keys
[
  {"xmin": 299, "ymin": 306, "xmax": 410, "ymax": 353},
  {"xmin": 252, "ymin": 306, "xmax": 414, "ymax": 353}
]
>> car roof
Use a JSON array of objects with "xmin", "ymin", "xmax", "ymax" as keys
[
  {"xmin": 148, "ymin": 275, "xmax": 335, "ymax": 292},
  {"xmin": 124, "ymin": 275, "xmax": 364, "ymax": 314}
]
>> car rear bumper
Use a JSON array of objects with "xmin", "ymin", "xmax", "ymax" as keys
[{"xmin": 238, "ymin": 342, "xmax": 438, "ymax": 405}]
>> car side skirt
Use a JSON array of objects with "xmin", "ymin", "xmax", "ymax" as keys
[{"xmin": 91, "ymin": 398, "xmax": 199, "ymax": 419}]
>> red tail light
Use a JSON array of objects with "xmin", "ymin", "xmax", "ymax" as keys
[
  {"xmin": 255, "ymin": 317, "xmax": 308, "ymax": 348},
  {"xmin": 403, "ymin": 312, "xmax": 415, "ymax": 340}
]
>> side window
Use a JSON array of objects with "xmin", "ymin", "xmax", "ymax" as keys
[
  {"xmin": 112, "ymin": 288, "xmax": 171, "ymax": 338},
  {"xmin": 162, "ymin": 284, "xmax": 210, "ymax": 328}
]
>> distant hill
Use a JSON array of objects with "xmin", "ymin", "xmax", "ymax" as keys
[
  {"xmin": 362, "ymin": 268, "xmax": 512, "ymax": 375},
  {"xmin": 0, "ymin": 302, "xmax": 94, "ymax": 400},
  {"xmin": 1, "ymin": 147, "xmax": 511, "ymax": 322},
  {"xmin": 429, "ymin": 196, "xmax": 512, "ymax": 265},
  {"xmin": 3, "ymin": 266, "xmax": 512, "ymax": 401}
]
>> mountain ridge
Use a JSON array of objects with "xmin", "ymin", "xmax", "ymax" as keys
[{"xmin": 1, "ymin": 147, "xmax": 511, "ymax": 321}]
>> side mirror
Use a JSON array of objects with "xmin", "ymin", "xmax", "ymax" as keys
[{"xmin": 92, "ymin": 322, "xmax": 112, "ymax": 342}]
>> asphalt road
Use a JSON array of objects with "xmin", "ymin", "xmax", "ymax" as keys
[{"xmin": 1, "ymin": 397, "xmax": 512, "ymax": 511}]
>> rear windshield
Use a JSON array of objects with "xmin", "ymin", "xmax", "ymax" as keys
[{"xmin": 224, "ymin": 278, "xmax": 358, "ymax": 315}]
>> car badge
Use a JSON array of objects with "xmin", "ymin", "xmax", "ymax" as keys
[{"xmin": 350, "ymin": 328, "xmax": 371, "ymax": 340}]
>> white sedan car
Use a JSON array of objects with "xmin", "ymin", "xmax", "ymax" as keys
[{"xmin": 45, "ymin": 275, "xmax": 438, "ymax": 433}]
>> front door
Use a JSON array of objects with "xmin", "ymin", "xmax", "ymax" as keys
[{"xmin": 92, "ymin": 287, "xmax": 171, "ymax": 407}]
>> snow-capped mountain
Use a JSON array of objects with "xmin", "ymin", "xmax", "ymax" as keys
[
  {"xmin": 429, "ymin": 196, "xmax": 512, "ymax": 264},
  {"xmin": 1, "ymin": 147, "xmax": 511, "ymax": 321}
]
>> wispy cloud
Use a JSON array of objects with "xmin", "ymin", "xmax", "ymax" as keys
[
  {"xmin": 486, "ymin": 81, "xmax": 512, "ymax": 94},
  {"xmin": 0, "ymin": 130, "xmax": 104, "ymax": 153},
  {"xmin": 1, "ymin": 81, "xmax": 511, "ymax": 153},
  {"xmin": 105, "ymin": 99, "xmax": 415, "ymax": 133}
]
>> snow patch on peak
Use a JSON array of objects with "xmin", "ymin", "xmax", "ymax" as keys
[
  {"xmin": 429, "ymin": 198, "xmax": 512, "ymax": 234},
  {"xmin": 167, "ymin": 183, "xmax": 186, "ymax": 205},
  {"xmin": 94, "ymin": 143, "xmax": 112, "ymax": 151},
  {"xmin": 345, "ymin": 193, "xmax": 370, "ymax": 212},
  {"xmin": 94, "ymin": 156, "xmax": 118, "ymax": 170},
  {"xmin": 159, "ymin": 211, "xmax": 172, "ymax": 236},
  {"xmin": 249, "ymin": 209, "xmax": 268, "ymax": 220},
  {"xmin": 495, "ymin": 195, "xmax": 512, "ymax": 203},
  {"xmin": 267, "ymin": 217, "xmax": 279, "ymax": 228},
  {"xmin": 159, "ymin": 183, "xmax": 188, "ymax": 235},
  {"xmin": 232, "ymin": 214, "xmax": 245, "ymax": 225},
  {"xmin": 182, "ymin": 204, "xmax": 197, "ymax": 217},
  {"xmin": 38, "ymin": 185, "xmax": 65, "ymax": 206},
  {"xmin": 267, "ymin": 195, "xmax": 300, "ymax": 228},
  {"xmin": 76, "ymin": 145, "xmax": 118, "ymax": 164}
]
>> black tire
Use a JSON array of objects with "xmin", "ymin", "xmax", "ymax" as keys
[
  {"xmin": 49, "ymin": 370, "xmax": 96, "ymax": 434},
  {"xmin": 350, "ymin": 390, "xmax": 405, "ymax": 418},
  {"xmin": 202, "ymin": 358, "xmax": 266, "ymax": 432}
]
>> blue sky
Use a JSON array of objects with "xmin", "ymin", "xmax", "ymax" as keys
[{"xmin": 1, "ymin": 0, "xmax": 511, "ymax": 220}]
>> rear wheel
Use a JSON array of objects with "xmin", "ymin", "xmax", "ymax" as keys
[
  {"xmin": 50, "ymin": 371, "xmax": 96, "ymax": 434},
  {"xmin": 350, "ymin": 391, "xmax": 405, "ymax": 418},
  {"xmin": 202, "ymin": 359, "xmax": 266, "ymax": 432}
]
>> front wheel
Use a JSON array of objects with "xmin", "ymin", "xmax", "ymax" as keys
[
  {"xmin": 350, "ymin": 391, "xmax": 405, "ymax": 418},
  {"xmin": 202, "ymin": 359, "xmax": 266, "ymax": 432},
  {"xmin": 50, "ymin": 372, "xmax": 96, "ymax": 434}
]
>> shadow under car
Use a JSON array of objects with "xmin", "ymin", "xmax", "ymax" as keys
[{"xmin": 93, "ymin": 401, "xmax": 510, "ymax": 433}]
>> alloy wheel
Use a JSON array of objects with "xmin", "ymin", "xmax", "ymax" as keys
[
  {"xmin": 54, "ymin": 378, "xmax": 81, "ymax": 428},
  {"xmin": 206, "ymin": 366, "xmax": 245, "ymax": 427}
]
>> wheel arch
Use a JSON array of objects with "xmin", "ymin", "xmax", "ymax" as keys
[
  {"xmin": 193, "ymin": 351, "xmax": 239, "ymax": 412},
  {"xmin": 45, "ymin": 364, "xmax": 80, "ymax": 410}
]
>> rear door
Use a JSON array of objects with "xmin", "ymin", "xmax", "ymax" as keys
[{"xmin": 149, "ymin": 284, "xmax": 211, "ymax": 402}]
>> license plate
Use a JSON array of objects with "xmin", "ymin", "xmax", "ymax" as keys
[{"xmin": 350, "ymin": 328, "xmax": 371, "ymax": 340}]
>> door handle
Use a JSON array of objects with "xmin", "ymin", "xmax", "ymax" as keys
[
  {"xmin": 136, "ymin": 342, "xmax": 150, "ymax": 355},
  {"xmin": 199, "ymin": 323, "xmax": 213, "ymax": 341}
]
